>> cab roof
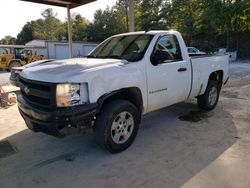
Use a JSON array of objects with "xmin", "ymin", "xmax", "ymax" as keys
[{"xmin": 113, "ymin": 30, "xmax": 178, "ymax": 37}]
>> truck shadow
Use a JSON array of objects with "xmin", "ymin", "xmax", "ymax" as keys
[{"xmin": 0, "ymin": 101, "xmax": 237, "ymax": 188}]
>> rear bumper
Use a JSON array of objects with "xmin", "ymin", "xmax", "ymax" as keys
[{"xmin": 17, "ymin": 95, "xmax": 98, "ymax": 137}]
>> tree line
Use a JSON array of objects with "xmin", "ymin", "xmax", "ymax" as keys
[{"xmin": 1, "ymin": 0, "xmax": 250, "ymax": 58}]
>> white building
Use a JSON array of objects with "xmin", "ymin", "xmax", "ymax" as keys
[{"xmin": 25, "ymin": 40, "xmax": 98, "ymax": 59}]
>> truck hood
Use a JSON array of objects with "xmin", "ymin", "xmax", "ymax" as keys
[
  {"xmin": 21, "ymin": 58, "xmax": 127, "ymax": 83},
  {"xmin": 23, "ymin": 59, "xmax": 55, "ymax": 68}
]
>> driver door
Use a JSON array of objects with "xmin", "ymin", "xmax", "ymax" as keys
[{"xmin": 146, "ymin": 34, "xmax": 191, "ymax": 112}]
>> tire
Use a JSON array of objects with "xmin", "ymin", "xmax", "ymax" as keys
[
  {"xmin": 8, "ymin": 61, "xmax": 21, "ymax": 71},
  {"xmin": 94, "ymin": 100, "xmax": 140, "ymax": 153},
  {"xmin": 197, "ymin": 80, "xmax": 220, "ymax": 110}
]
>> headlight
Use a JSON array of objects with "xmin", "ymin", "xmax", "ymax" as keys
[
  {"xmin": 11, "ymin": 69, "xmax": 22, "ymax": 78},
  {"xmin": 56, "ymin": 83, "xmax": 88, "ymax": 107}
]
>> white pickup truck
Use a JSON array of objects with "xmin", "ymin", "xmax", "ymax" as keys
[{"xmin": 17, "ymin": 31, "xmax": 229, "ymax": 153}]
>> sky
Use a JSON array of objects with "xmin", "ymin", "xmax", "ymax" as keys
[{"xmin": 0, "ymin": 0, "xmax": 117, "ymax": 39}]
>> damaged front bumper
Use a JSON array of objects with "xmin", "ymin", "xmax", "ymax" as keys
[{"xmin": 17, "ymin": 95, "xmax": 98, "ymax": 137}]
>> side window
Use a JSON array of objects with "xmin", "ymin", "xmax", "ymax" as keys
[
  {"xmin": 151, "ymin": 35, "xmax": 182, "ymax": 65},
  {"xmin": 187, "ymin": 48, "xmax": 193, "ymax": 53},
  {"xmin": 188, "ymin": 47, "xmax": 197, "ymax": 53}
]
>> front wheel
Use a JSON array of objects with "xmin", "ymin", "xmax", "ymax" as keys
[
  {"xmin": 94, "ymin": 100, "xmax": 140, "ymax": 153},
  {"xmin": 197, "ymin": 80, "xmax": 220, "ymax": 110}
]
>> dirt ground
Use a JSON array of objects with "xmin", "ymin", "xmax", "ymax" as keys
[{"xmin": 0, "ymin": 61, "xmax": 250, "ymax": 188}]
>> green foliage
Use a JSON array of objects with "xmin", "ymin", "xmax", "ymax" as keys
[
  {"xmin": 16, "ymin": 21, "xmax": 35, "ymax": 44},
  {"xmin": 72, "ymin": 14, "xmax": 89, "ymax": 41},
  {"xmin": 139, "ymin": 0, "xmax": 167, "ymax": 30},
  {"xmin": 143, "ymin": 0, "xmax": 250, "ymax": 53},
  {"xmin": 35, "ymin": 8, "xmax": 66, "ymax": 41},
  {"xmin": 86, "ymin": 4, "xmax": 127, "ymax": 42},
  {"xmin": 17, "ymin": 8, "xmax": 66, "ymax": 44},
  {"xmin": 14, "ymin": 1, "xmax": 250, "ymax": 57},
  {"xmin": 0, "ymin": 35, "xmax": 16, "ymax": 45}
]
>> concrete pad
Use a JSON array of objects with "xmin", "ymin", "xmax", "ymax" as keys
[
  {"xmin": 1, "ymin": 85, "xmax": 19, "ymax": 93},
  {"xmin": 0, "ymin": 140, "xmax": 17, "ymax": 158}
]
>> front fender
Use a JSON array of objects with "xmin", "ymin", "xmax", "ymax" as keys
[{"xmin": 86, "ymin": 64, "xmax": 147, "ymax": 111}]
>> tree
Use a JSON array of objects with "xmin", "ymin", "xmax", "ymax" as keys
[
  {"xmin": 86, "ymin": 5, "xmax": 127, "ymax": 42},
  {"xmin": 0, "ymin": 35, "xmax": 16, "ymax": 45},
  {"xmin": 35, "ymin": 8, "xmax": 66, "ymax": 41},
  {"xmin": 14, "ymin": 2, "xmax": 250, "ymax": 57},
  {"xmin": 16, "ymin": 8, "xmax": 66, "ymax": 44},
  {"xmin": 138, "ymin": 0, "xmax": 167, "ymax": 30},
  {"xmin": 165, "ymin": 0, "xmax": 200, "ymax": 44},
  {"xmin": 16, "ymin": 21, "xmax": 35, "ymax": 44},
  {"xmin": 72, "ymin": 14, "xmax": 89, "ymax": 41},
  {"xmin": 220, "ymin": 0, "xmax": 250, "ymax": 50}
]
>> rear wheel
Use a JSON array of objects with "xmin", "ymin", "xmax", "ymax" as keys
[
  {"xmin": 8, "ymin": 61, "xmax": 21, "ymax": 72},
  {"xmin": 94, "ymin": 100, "xmax": 140, "ymax": 153},
  {"xmin": 197, "ymin": 80, "xmax": 220, "ymax": 110}
]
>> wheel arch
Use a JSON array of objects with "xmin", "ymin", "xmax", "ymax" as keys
[
  {"xmin": 97, "ymin": 87, "xmax": 144, "ymax": 117},
  {"xmin": 208, "ymin": 70, "xmax": 224, "ymax": 87}
]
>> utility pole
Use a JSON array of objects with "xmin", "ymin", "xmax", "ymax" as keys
[
  {"xmin": 128, "ymin": 0, "xmax": 135, "ymax": 32},
  {"xmin": 67, "ymin": 5, "xmax": 73, "ymax": 58}
]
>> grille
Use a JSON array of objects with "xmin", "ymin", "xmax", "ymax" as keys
[
  {"xmin": 19, "ymin": 77, "xmax": 56, "ymax": 109},
  {"xmin": 10, "ymin": 69, "xmax": 15, "ymax": 78}
]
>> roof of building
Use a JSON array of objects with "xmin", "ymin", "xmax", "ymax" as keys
[
  {"xmin": 20, "ymin": 0, "xmax": 96, "ymax": 9},
  {"xmin": 0, "ymin": 45, "xmax": 26, "ymax": 49},
  {"xmin": 26, "ymin": 39, "xmax": 98, "ymax": 46}
]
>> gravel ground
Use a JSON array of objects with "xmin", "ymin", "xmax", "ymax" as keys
[{"xmin": 0, "ymin": 60, "xmax": 250, "ymax": 188}]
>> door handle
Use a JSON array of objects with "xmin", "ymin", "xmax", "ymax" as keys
[{"xmin": 178, "ymin": 68, "xmax": 187, "ymax": 72}]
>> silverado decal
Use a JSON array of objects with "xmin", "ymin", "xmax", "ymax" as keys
[{"xmin": 149, "ymin": 88, "xmax": 168, "ymax": 94}]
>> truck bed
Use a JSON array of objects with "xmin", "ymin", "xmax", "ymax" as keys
[{"xmin": 188, "ymin": 54, "xmax": 229, "ymax": 98}]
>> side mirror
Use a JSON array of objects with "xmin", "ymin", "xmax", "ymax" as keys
[{"xmin": 151, "ymin": 50, "xmax": 173, "ymax": 65}]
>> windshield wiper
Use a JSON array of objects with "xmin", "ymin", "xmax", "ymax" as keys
[
  {"xmin": 85, "ymin": 54, "xmax": 96, "ymax": 58},
  {"xmin": 86, "ymin": 55, "xmax": 126, "ymax": 60},
  {"xmin": 99, "ymin": 55, "xmax": 123, "ymax": 59}
]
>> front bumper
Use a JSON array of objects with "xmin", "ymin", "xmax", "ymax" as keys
[{"xmin": 17, "ymin": 95, "xmax": 98, "ymax": 137}]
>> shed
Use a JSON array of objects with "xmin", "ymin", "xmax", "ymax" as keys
[{"xmin": 26, "ymin": 40, "xmax": 98, "ymax": 59}]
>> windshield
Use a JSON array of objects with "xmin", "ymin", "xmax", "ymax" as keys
[
  {"xmin": 88, "ymin": 34, "xmax": 153, "ymax": 62},
  {"xmin": 14, "ymin": 48, "xmax": 25, "ymax": 55}
]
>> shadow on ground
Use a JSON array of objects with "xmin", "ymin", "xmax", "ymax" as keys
[{"xmin": 0, "ymin": 101, "xmax": 237, "ymax": 188}]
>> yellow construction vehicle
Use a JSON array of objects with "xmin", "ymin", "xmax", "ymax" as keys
[{"xmin": 0, "ymin": 45, "xmax": 43, "ymax": 71}]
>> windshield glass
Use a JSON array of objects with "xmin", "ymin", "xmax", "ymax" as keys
[
  {"xmin": 89, "ymin": 34, "xmax": 153, "ymax": 62},
  {"xmin": 14, "ymin": 48, "xmax": 25, "ymax": 55},
  {"xmin": 0, "ymin": 48, "xmax": 8, "ymax": 54}
]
